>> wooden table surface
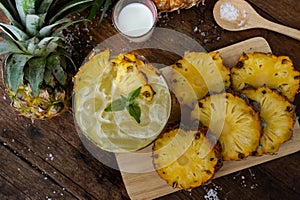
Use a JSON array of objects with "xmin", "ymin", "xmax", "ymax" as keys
[{"xmin": 1, "ymin": 0, "xmax": 300, "ymax": 199}]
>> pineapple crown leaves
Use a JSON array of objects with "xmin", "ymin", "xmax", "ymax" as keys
[
  {"xmin": 2, "ymin": 51, "xmax": 68, "ymax": 97},
  {"xmin": 0, "ymin": 0, "xmax": 94, "ymax": 97},
  {"xmin": 87, "ymin": 0, "xmax": 117, "ymax": 22},
  {"xmin": 0, "ymin": 0, "xmax": 94, "ymax": 40}
]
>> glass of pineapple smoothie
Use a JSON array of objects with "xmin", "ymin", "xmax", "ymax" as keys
[
  {"xmin": 112, "ymin": 0, "xmax": 158, "ymax": 42},
  {"xmin": 73, "ymin": 49, "xmax": 172, "ymax": 153}
]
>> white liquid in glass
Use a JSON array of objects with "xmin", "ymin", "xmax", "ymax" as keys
[{"xmin": 117, "ymin": 3, "xmax": 154, "ymax": 37}]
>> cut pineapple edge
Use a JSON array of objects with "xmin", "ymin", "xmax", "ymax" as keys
[
  {"xmin": 153, "ymin": 128, "xmax": 219, "ymax": 189},
  {"xmin": 231, "ymin": 52, "xmax": 300, "ymax": 102},
  {"xmin": 171, "ymin": 51, "xmax": 231, "ymax": 102},
  {"xmin": 73, "ymin": 49, "xmax": 171, "ymax": 153},
  {"xmin": 192, "ymin": 92, "xmax": 262, "ymax": 161},
  {"xmin": 242, "ymin": 87, "xmax": 296, "ymax": 155}
]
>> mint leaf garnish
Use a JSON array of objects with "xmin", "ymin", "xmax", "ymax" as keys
[
  {"xmin": 128, "ymin": 87, "xmax": 142, "ymax": 103},
  {"xmin": 104, "ymin": 87, "xmax": 142, "ymax": 123},
  {"xmin": 104, "ymin": 95, "xmax": 127, "ymax": 112},
  {"xmin": 127, "ymin": 103, "xmax": 141, "ymax": 124}
]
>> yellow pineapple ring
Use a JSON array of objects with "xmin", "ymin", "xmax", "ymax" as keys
[
  {"xmin": 73, "ymin": 50, "xmax": 171, "ymax": 152},
  {"xmin": 195, "ymin": 93, "xmax": 261, "ymax": 160},
  {"xmin": 242, "ymin": 87, "xmax": 295, "ymax": 155},
  {"xmin": 231, "ymin": 52, "xmax": 300, "ymax": 102},
  {"xmin": 172, "ymin": 51, "xmax": 230, "ymax": 101},
  {"xmin": 153, "ymin": 128, "xmax": 219, "ymax": 189}
]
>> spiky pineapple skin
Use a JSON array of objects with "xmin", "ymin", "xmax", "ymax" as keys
[
  {"xmin": 153, "ymin": 0, "xmax": 205, "ymax": 12},
  {"xmin": 7, "ymin": 84, "xmax": 70, "ymax": 120}
]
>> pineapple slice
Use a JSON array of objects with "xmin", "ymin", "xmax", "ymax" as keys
[
  {"xmin": 160, "ymin": 66, "xmax": 198, "ymax": 109},
  {"xmin": 112, "ymin": 52, "xmax": 157, "ymax": 101},
  {"xmin": 172, "ymin": 51, "xmax": 230, "ymax": 102},
  {"xmin": 113, "ymin": 52, "xmax": 147, "ymax": 95},
  {"xmin": 231, "ymin": 52, "xmax": 300, "ymax": 102},
  {"xmin": 195, "ymin": 93, "xmax": 261, "ymax": 160},
  {"xmin": 242, "ymin": 87, "xmax": 295, "ymax": 155},
  {"xmin": 74, "ymin": 50, "xmax": 111, "ymax": 93},
  {"xmin": 153, "ymin": 128, "xmax": 219, "ymax": 189}
]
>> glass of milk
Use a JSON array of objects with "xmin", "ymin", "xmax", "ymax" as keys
[{"xmin": 112, "ymin": 0, "xmax": 158, "ymax": 42}]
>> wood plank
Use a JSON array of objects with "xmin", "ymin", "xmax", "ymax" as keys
[
  {"xmin": 0, "ymin": 175, "xmax": 29, "ymax": 200},
  {"xmin": 0, "ymin": 145, "xmax": 76, "ymax": 199},
  {"xmin": 0, "ymin": 116, "xmax": 126, "ymax": 199},
  {"xmin": 0, "ymin": 85, "xmax": 127, "ymax": 199},
  {"xmin": 115, "ymin": 37, "xmax": 300, "ymax": 200},
  {"xmin": 248, "ymin": 0, "xmax": 300, "ymax": 30}
]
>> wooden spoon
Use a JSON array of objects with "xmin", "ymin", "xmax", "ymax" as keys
[{"xmin": 213, "ymin": 0, "xmax": 300, "ymax": 41}]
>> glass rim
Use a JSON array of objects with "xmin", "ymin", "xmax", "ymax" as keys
[{"xmin": 112, "ymin": 0, "xmax": 158, "ymax": 39}]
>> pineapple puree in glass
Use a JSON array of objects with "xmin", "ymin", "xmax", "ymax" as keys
[{"xmin": 74, "ymin": 51, "xmax": 171, "ymax": 153}]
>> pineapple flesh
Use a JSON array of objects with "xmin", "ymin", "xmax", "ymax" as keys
[
  {"xmin": 111, "ymin": 52, "xmax": 155, "ymax": 99},
  {"xmin": 0, "ymin": 0, "xmax": 94, "ymax": 120},
  {"xmin": 171, "ymin": 51, "xmax": 230, "ymax": 102},
  {"xmin": 195, "ymin": 93, "xmax": 261, "ymax": 160},
  {"xmin": 242, "ymin": 87, "xmax": 295, "ymax": 155},
  {"xmin": 231, "ymin": 52, "xmax": 300, "ymax": 102},
  {"xmin": 153, "ymin": 128, "xmax": 219, "ymax": 189}
]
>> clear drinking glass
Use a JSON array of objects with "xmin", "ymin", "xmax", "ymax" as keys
[{"xmin": 112, "ymin": 0, "xmax": 158, "ymax": 42}]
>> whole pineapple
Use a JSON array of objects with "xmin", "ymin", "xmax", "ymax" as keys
[{"xmin": 0, "ymin": 0, "xmax": 94, "ymax": 120}]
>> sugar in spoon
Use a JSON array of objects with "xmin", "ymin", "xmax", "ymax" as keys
[{"xmin": 213, "ymin": 0, "xmax": 300, "ymax": 41}]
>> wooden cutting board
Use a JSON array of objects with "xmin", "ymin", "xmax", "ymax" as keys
[{"xmin": 115, "ymin": 37, "xmax": 300, "ymax": 200}]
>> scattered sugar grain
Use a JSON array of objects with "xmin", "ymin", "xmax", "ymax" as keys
[
  {"xmin": 46, "ymin": 153, "xmax": 54, "ymax": 161},
  {"xmin": 204, "ymin": 188, "xmax": 220, "ymax": 200},
  {"xmin": 193, "ymin": 26, "xmax": 199, "ymax": 33}
]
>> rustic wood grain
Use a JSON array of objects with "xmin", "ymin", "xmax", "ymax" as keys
[{"xmin": 1, "ymin": 0, "xmax": 300, "ymax": 199}]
